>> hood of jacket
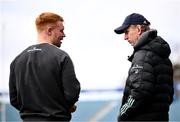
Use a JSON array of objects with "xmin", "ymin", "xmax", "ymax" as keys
[{"xmin": 134, "ymin": 29, "xmax": 171, "ymax": 58}]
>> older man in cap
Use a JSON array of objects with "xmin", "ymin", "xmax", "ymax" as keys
[{"xmin": 114, "ymin": 13, "xmax": 174, "ymax": 121}]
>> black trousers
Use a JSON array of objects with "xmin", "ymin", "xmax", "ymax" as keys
[{"xmin": 118, "ymin": 112, "xmax": 168, "ymax": 122}]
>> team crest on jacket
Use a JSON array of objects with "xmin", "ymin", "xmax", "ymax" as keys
[{"xmin": 131, "ymin": 64, "xmax": 143, "ymax": 74}]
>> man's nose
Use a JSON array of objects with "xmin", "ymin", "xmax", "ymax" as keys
[{"xmin": 124, "ymin": 34, "xmax": 128, "ymax": 40}]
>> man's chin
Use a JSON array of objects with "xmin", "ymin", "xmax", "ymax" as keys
[
  {"xmin": 59, "ymin": 42, "xmax": 62, "ymax": 47},
  {"xmin": 53, "ymin": 42, "xmax": 62, "ymax": 48},
  {"xmin": 57, "ymin": 44, "xmax": 61, "ymax": 48}
]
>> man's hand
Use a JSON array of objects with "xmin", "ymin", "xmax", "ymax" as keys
[{"xmin": 69, "ymin": 105, "xmax": 77, "ymax": 113}]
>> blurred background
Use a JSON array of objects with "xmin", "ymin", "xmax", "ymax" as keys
[{"xmin": 0, "ymin": 0, "xmax": 180, "ymax": 121}]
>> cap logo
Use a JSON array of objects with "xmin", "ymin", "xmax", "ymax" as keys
[{"xmin": 143, "ymin": 20, "xmax": 147, "ymax": 24}]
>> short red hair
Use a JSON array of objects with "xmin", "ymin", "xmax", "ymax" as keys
[{"xmin": 35, "ymin": 12, "xmax": 64, "ymax": 32}]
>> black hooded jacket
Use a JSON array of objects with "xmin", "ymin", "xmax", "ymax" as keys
[
  {"xmin": 9, "ymin": 43, "xmax": 80, "ymax": 121},
  {"xmin": 118, "ymin": 30, "xmax": 174, "ymax": 121}
]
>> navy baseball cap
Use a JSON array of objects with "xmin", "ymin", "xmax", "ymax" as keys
[{"xmin": 114, "ymin": 13, "xmax": 150, "ymax": 34}]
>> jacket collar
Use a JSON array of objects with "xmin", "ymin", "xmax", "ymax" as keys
[
  {"xmin": 134, "ymin": 29, "xmax": 157, "ymax": 51},
  {"xmin": 128, "ymin": 29, "xmax": 157, "ymax": 62}
]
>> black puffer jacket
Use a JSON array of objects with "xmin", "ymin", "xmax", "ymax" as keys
[{"xmin": 118, "ymin": 30, "xmax": 174, "ymax": 121}]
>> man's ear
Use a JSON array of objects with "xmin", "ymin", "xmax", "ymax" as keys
[
  {"xmin": 137, "ymin": 25, "xmax": 143, "ymax": 35},
  {"xmin": 47, "ymin": 27, "xmax": 53, "ymax": 36}
]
